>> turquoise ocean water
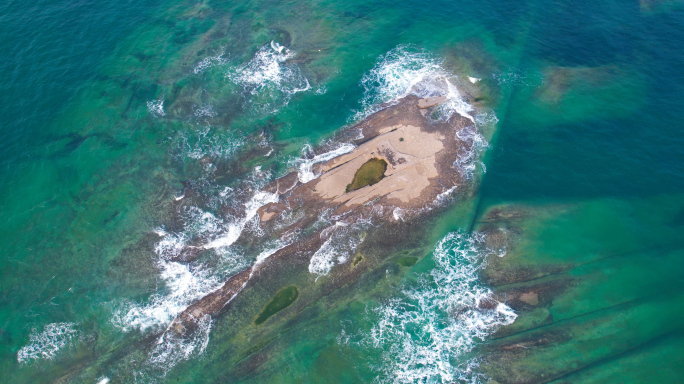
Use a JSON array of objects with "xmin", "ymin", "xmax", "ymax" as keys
[{"xmin": 1, "ymin": 0, "xmax": 683, "ymax": 382}]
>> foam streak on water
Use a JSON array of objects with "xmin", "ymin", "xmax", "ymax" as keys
[
  {"xmin": 111, "ymin": 185, "xmax": 280, "ymax": 376},
  {"xmin": 356, "ymin": 231, "xmax": 516, "ymax": 383},
  {"xmin": 141, "ymin": 240, "xmax": 287, "ymax": 377},
  {"xmin": 147, "ymin": 99, "xmax": 165, "ymax": 116},
  {"xmin": 147, "ymin": 314, "xmax": 213, "ymax": 375},
  {"xmin": 193, "ymin": 47, "xmax": 227, "ymax": 74},
  {"xmin": 455, "ymin": 125, "xmax": 490, "ymax": 179},
  {"xmin": 174, "ymin": 125, "xmax": 243, "ymax": 161}
]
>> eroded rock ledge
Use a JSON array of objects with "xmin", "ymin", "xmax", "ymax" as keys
[{"xmin": 171, "ymin": 94, "xmax": 475, "ymax": 334}]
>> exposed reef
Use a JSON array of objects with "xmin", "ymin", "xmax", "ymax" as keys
[{"xmin": 170, "ymin": 94, "xmax": 475, "ymax": 335}]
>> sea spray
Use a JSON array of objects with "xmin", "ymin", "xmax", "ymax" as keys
[
  {"xmin": 147, "ymin": 314, "xmax": 213, "ymax": 375},
  {"xmin": 173, "ymin": 125, "xmax": 243, "ymax": 161},
  {"xmin": 454, "ymin": 125, "xmax": 490, "ymax": 179},
  {"xmin": 115, "ymin": 188, "xmax": 277, "ymax": 331},
  {"xmin": 193, "ymin": 47, "xmax": 228, "ymax": 74},
  {"xmin": 202, "ymin": 190, "xmax": 278, "ymax": 249}
]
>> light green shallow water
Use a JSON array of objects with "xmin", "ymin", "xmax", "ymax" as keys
[{"xmin": 1, "ymin": 0, "xmax": 683, "ymax": 382}]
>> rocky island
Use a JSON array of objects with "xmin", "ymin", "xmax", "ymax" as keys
[{"xmin": 171, "ymin": 93, "xmax": 476, "ymax": 335}]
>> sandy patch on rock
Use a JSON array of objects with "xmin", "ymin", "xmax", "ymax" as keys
[{"xmin": 313, "ymin": 124, "xmax": 445, "ymax": 208}]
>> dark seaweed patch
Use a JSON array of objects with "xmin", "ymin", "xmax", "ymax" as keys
[
  {"xmin": 255, "ymin": 286, "xmax": 299, "ymax": 325},
  {"xmin": 346, "ymin": 158, "xmax": 387, "ymax": 193}
]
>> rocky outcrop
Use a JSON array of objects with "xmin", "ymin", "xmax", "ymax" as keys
[{"xmin": 171, "ymin": 94, "xmax": 475, "ymax": 334}]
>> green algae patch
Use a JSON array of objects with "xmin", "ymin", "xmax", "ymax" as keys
[
  {"xmin": 255, "ymin": 286, "xmax": 299, "ymax": 325},
  {"xmin": 352, "ymin": 253, "xmax": 364, "ymax": 267},
  {"xmin": 346, "ymin": 158, "xmax": 388, "ymax": 193},
  {"xmin": 396, "ymin": 256, "xmax": 418, "ymax": 267}
]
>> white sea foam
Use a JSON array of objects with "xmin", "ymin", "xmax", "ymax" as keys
[
  {"xmin": 193, "ymin": 48, "xmax": 228, "ymax": 74},
  {"xmin": 203, "ymin": 190, "xmax": 278, "ymax": 249},
  {"xmin": 114, "ymin": 186, "xmax": 278, "ymax": 333},
  {"xmin": 147, "ymin": 314, "xmax": 213, "ymax": 375},
  {"xmin": 193, "ymin": 104, "xmax": 217, "ymax": 118},
  {"xmin": 392, "ymin": 207, "xmax": 406, "ymax": 221},
  {"xmin": 96, "ymin": 377, "xmax": 110, "ymax": 384},
  {"xmin": 175, "ymin": 125, "xmax": 243, "ymax": 161},
  {"xmin": 349, "ymin": 231, "xmax": 516, "ymax": 383},
  {"xmin": 492, "ymin": 69, "xmax": 542, "ymax": 87},
  {"xmin": 454, "ymin": 125, "xmax": 489, "ymax": 179},
  {"xmin": 227, "ymin": 41, "xmax": 310, "ymax": 114},
  {"xmin": 358, "ymin": 45, "xmax": 474, "ymax": 123},
  {"xmin": 433, "ymin": 185, "xmax": 458, "ymax": 206},
  {"xmin": 309, "ymin": 221, "xmax": 365, "ymax": 276},
  {"xmin": 17, "ymin": 322, "xmax": 79, "ymax": 363},
  {"xmin": 358, "ymin": 46, "xmax": 497, "ymax": 180},
  {"xmin": 147, "ymin": 99, "xmax": 165, "ymax": 117},
  {"xmin": 139, "ymin": 243, "xmax": 287, "ymax": 377},
  {"xmin": 115, "ymin": 258, "xmax": 222, "ymax": 333},
  {"xmin": 295, "ymin": 143, "xmax": 356, "ymax": 183},
  {"xmin": 255, "ymin": 242, "xmax": 287, "ymax": 266}
]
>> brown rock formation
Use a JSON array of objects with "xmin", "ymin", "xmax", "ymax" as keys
[{"xmin": 171, "ymin": 94, "xmax": 476, "ymax": 334}]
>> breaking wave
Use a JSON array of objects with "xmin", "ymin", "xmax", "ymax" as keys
[
  {"xmin": 112, "ymin": 182, "xmax": 279, "ymax": 376},
  {"xmin": 358, "ymin": 45, "xmax": 474, "ymax": 123},
  {"xmin": 146, "ymin": 314, "xmax": 213, "ymax": 376},
  {"xmin": 202, "ymin": 191, "xmax": 278, "ymax": 249},
  {"xmin": 17, "ymin": 322, "xmax": 79, "ymax": 363},
  {"xmin": 455, "ymin": 125, "xmax": 490, "ymax": 179},
  {"xmin": 227, "ymin": 41, "xmax": 311, "ymax": 114},
  {"xmin": 113, "ymin": 233, "xmax": 243, "ymax": 334},
  {"xmin": 344, "ymin": 231, "xmax": 516, "ymax": 383}
]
